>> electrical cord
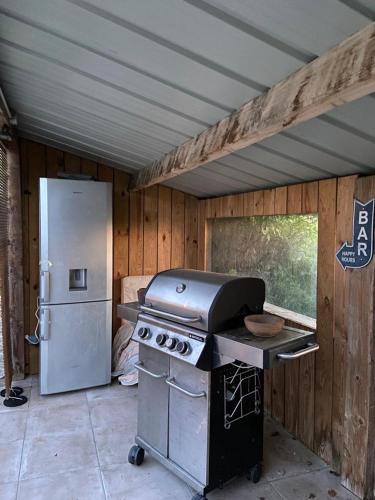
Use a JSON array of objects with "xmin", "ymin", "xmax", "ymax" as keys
[{"xmin": 25, "ymin": 297, "xmax": 40, "ymax": 345}]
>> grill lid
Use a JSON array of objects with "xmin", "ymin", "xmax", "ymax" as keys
[{"xmin": 141, "ymin": 269, "xmax": 265, "ymax": 333}]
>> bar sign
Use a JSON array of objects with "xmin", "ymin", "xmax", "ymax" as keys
[{"xmin": 336, "ymin": 198, "xmax": 375, "ymax": 270}]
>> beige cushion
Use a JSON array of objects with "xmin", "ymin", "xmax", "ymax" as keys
[{"xmin": 121, "ymin": 275, "xmax": 154, "ymax": 303}]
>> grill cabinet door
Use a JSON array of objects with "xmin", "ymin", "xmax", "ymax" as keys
[
  {"xmin": 137, "ymin": 344, "xmax": 169, "ymax": 456},
  {"xmin": 168, "ymin": 358, "xmax": 209, "ymax": 484}
]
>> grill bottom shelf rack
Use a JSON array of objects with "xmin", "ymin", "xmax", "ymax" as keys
[{"xmin": 224, "ymin": 363, "xmax": 261, "ymax": 429}]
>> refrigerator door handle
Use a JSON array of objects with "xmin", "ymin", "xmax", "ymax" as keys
[
  {"xmin": 40, "ymin": 270, "xmax": 50, "ymax": 303},
  {"xmin": 40, "ymin": 308, "xmax": 50, "ymax": 341}
]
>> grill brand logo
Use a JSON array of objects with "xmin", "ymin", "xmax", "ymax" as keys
[
  {"xmin": 189, "ymin": 333, "xmax": 204, "ymax": 342},
  {"xmin": 336, "ymin": 198, "xmax": 375, "ymax": 270}
]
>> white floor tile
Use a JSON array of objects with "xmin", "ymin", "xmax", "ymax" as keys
[
  {"xmin": 18, "ymin": 467, "xmax": 105, "ymax": 500},
  {"xmin": 89, "ymin": 397, "xmax": 137, "ymax": 431},
  {"xmin": 209, "ymin": 478, "xmax": 284, "ymax": 499},
  {"xmin": 86, "ymin": 381, "xmax": 137, "ymax": 405},
  {"xmin": 0, "ymin": 481, "xmax": 17, "ymax": 500},
  {"xmin": 0, "ymin": 410, "xmax": 27, "ymax": 443},
  {"xmin": 26, "ymin": 403, "xmax": 91, "ymax": 439},
  {"xmin": 29, "ymin": 385, "xmax": 87, "ymax": 410},
  {"xmin": 271, "ymin": 468, "xmax": 359, "ymax": 500},
  {"xmin": 263, "ymin": 417, "xmax": 327, "ymax": 481},
  {"xmin": 94, "ymin": 427, "xmax": 135, "ymax": 467},
  {"xmin": 101, "ymin": 461, "xmax": 191, "ymax": 500},
  {"xmin": 0, "ymin": 440, "xmax": 23, "ymax": 484},
  {"xmin": 20, "ymin": 431, "xmax": 98, "ymax": 480}
]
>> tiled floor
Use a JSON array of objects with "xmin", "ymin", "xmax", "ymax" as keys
[{"xmin": 0, "ymin": 376, "xmax": 358, "ymax": 500}]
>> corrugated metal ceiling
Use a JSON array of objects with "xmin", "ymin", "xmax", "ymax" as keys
[{"xmin": 0, "ymin": 0, "xmax": 374, "ymax": 197}]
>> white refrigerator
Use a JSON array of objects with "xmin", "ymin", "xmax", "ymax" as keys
[{"xmin": 39, "ymin": 178, "xmax": 112, "ymax": 395}]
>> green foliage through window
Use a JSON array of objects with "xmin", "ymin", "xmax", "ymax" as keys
[{"xmin": 210, "ymin": 215, "xmax": 318, "ymax": 318}]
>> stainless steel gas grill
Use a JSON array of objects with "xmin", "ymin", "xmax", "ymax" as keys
[{"xmin": 124, "ymin": 269, "xmax": 319, "ymax": 500}]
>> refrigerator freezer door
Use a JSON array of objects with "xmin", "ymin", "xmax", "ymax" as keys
[
  {"xmin": 39, "ymin": 178, "xmax": 112, "ymax": 304},
  {"xmin": 39, "ymin": 301, "xmax": 112, "ymax": 395}
]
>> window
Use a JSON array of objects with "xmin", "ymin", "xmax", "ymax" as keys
[{"xmin": 209, "ymin": 214, "xmax": 318, "ymax": 318}]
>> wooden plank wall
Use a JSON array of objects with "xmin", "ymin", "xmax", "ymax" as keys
[
  {"xmin": 20, "ymin": 139, "xmax": 198, "ymax": 375},
  {"xmin": 197, "ymin": 177, "xmax": 359, "ymax": 474}
]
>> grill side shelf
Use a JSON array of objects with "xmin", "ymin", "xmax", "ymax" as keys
[
  {"xmin": 213, "ymin": 326, "xmax": 317, "ymax": 369},
  {"xmin": 117, "ymin": 301, "xmax": 140, "ymax": 324}
]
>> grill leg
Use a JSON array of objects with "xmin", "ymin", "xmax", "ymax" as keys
[
  {"xmin": 247, "ymin": 462, "xmax": 262, "ymax": 483},
  {"xmin": 128, "ymin": 445, "xmax": 145, "ymax": 466},
  {"xmin": 191, "ymin": 494, "xmax": 207, "ymax": 500}
]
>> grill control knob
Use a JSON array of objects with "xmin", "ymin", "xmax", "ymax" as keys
[
  {"xmin": 165, "ymin": 337, "xmax": 177, "ymax": 351},
  {"xmin": 156, "ymin": 333, "xmax": 168, "ymax": 346},
  {"xmin": 176, "ymin": 341, "xmax": 190, "ymax": 356},
  {"xmin": 138, "ymin": 327, "xmax": 151, "ymax": 340}
]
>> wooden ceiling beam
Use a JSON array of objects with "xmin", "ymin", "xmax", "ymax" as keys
[{"xmin": 131, "ymin": 21, "xmax": 375, "ymax": 191}]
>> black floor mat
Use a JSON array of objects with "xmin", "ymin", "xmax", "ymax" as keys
[
  {"xmin": 0, "ymin": 386, "xmax": 24, "ymax": 398},
  {"xmin": 3, "ymin": 395, "xmax": 28, "ymax": 407}
]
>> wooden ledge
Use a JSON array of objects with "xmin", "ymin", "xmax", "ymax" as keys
[{"xmin": 264, "ymin": 302, "xmax": 316, "ymax": 331}]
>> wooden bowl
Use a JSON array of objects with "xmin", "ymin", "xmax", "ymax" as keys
[{"xmin": 244, "ymin": 314, "xmax": 285, "ymax": 337}]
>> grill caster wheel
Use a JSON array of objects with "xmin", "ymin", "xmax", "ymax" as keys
[
  {"xmin": 128, "ymin": 445, "xmax": 144, "ymax": 466},
  {"xmin": 191, "ymin": 494, "xmax": 207, "ymax": 500},
  {"xmin": 247, "ymin": 462, "xmax": 262, "ymax": 483}
]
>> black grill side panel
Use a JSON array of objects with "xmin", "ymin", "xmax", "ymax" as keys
[{"xmin": 207, "ymin": 365, "xmax": 264, "ymax": 491}]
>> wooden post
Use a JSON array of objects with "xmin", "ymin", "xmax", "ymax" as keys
[
  {"xmin": 341, "ymin": 175, "xmax": 375, "ymax": 499},
  {"xmin": 332, "ymin": 176, "xmax": 357, "ymax": 471},
  {"xmin": 27, "ymin": 141, "xmax": 46, "ymax": 374},
  {"xmin": 314, "ymin": 178, "xmax": 337, "ymax": 463},
  {"xmin": 7, "ymin": 140, "xmax": 25, "ymax": 379}
]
